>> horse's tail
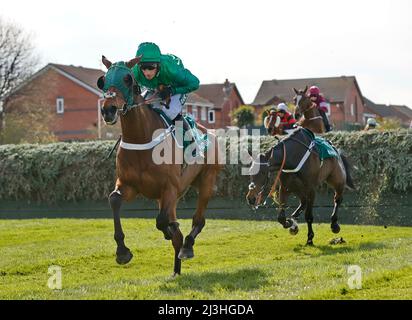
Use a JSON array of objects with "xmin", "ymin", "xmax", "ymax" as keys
[{"xmin": 340, "ymin": 154, "xmax": 356, "ymax": 191}]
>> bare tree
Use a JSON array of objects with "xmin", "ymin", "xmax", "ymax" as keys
[
  {"xmin": 0, "ymin": 18, "xmax": 39, "ymax": 99},
  {"xmin": 0, "ymin": 18, "xmax": 39, "ymax": 136}
]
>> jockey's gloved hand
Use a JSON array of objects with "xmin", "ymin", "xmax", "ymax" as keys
[{"xmin": 158, "ymin": 85, "xmax": 173, "ymax": 100}]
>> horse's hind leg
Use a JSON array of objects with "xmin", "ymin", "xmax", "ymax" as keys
[
  {"xmin": 305, "ymin": 190, "xmax": 316, "ymax": 246},
  {"xmin": 331, "ymin": 186, "xmax": 344, "ymax": 234},
  {"xmin": 327, "ymin": 166, "xmax": 346, "ymax": 234},
  {"xmin": 179, "ymin": 169, "xmax": 217, "ymax": 260},
  {"xmin": 109, "ymin": 184, "xmax": 135, "ymax": 265},
  {"xmin": 158, "ymin": 190, "xmax": 184, "ymax": 276}
]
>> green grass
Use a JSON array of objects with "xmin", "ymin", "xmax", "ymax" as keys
[{"xmin": 0, "ymin": 218, "xmax": 411, "ymax": 300}]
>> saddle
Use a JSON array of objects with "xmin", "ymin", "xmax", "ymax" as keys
[
  {"xmin": 302, "ymin": 128, "xmax": 338, "ymax": 161},
  {"xmin": 151, "ymin": 108, "xmax": 209, "ymax": 158}
]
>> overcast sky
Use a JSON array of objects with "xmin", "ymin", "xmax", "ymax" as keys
[{"xmin": 2, "ymin": 0, "xmax": 411, "ymax": 107}]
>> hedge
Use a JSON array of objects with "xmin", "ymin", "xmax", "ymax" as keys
[{"xmin": 0, "ymin": 130, "xmax": 411, "ymax": 203}]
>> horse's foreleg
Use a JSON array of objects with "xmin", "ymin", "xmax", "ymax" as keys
[
  {"xmin": 180, "ymin": 171, "xmax": 217, "ymax": 260},
  {"xmin": 277, "ymin": 186, "xmax": 294, "ymax": 229},
  {"xmin": 305, "ymin": 190, "xmax": 316, "ymax": 246},
  {"xmin": 291, "ymin": 191, "xmax": 307, "ymax": 219},
  {"xmin": 109, "ymin": 188, "xmax": 133, "ymax": 265},
  {"xmin": 158, "ymin": 191, "xmax": 183, "ymax": 276}
]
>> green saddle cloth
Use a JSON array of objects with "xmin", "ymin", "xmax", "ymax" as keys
[
  {"xmin": 152, "ymin": 109, "xmax": 209, "ymax": 155},
  {"xmin": 302, "ymin": 128, "xmax": 338, "ymax": 161}
]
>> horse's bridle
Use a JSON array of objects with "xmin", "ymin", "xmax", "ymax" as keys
[
  {"xmin": 103, "ymin": 90, "xmax": 162, "ymax": 116},
  {"xmin": 296, "ymin": 95, "xmax": 322, "ymax": 122}
]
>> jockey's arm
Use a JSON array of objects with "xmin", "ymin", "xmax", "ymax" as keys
[
  {"xmin": 169, "ymin": 67, "xmax": 200, "ymax": 95},
  {"xmin": 282, "ymin": 114, "xmax": 297, "ymax": 130}
]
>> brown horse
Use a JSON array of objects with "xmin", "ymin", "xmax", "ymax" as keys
[
  {"xmin": 264, "ymin": 112, "xmax": 297, "ymax": 136},
  {"xmin": 293, "ymin": 87, "xmax": 326, "ymax": 134},
  {"xmin": 246, "ymin": 128, "xmax": 355, "ymax": 245},
  {"xmin": 97, "ymin": 56, "xmax": 222, "ymax": 276}
]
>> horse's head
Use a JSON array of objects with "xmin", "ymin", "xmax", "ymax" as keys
[
  {"xmin": 293, "ymin": 86, "xmax": 312, "ymax": 119},
  {"xmin": 97, "ymin": 55, "xmax": 141, "ymax": 125},
  {"xmin": 246, "ymin": 152, "xmax": 272, "ymax": 208}
]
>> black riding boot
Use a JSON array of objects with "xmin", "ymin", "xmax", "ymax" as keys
[
  {"xmin": 319, "ymin": 109, "xmax": 332, "ymax": 132},
  {"xmin": 173, "ymin": 114, "xmax": 191, "ymax": 136}
]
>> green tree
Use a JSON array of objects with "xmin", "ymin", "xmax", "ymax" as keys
[
  {"xmin": 230, "ymin": 105, "xmax": 255, "ymax": 128},
  {"xmin": 377, "ymin": 117, "xmax": 403, "ymax": 130}
]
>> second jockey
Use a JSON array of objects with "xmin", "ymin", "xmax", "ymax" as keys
[{"xmin": 308, "ymin": 86, "xmax": 332, "ymax": 132}]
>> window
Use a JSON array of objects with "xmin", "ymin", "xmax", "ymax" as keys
[
  {"xmin": 201, "ymin": 106, "xmax": 207, "ymax": 121},
  {"xmin": 208, "ymin": 109, "xmax": 215, "ymax": 124},
  {"xmin": 56, "ymin": 97, "xmax": 64, "ymax": 114},
  {"xmin": 191, "ymin": 106, "xmax": 198, "ymax": 120},
  {"xmin": 350, "ymin": 104, "xmax": 354, "ymax": 116}
]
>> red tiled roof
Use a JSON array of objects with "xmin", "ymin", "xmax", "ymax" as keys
[
  {"xmin": 51, "ymin": 64, "xmax": 105, "ymax": 92},
  {"xmin": 185, "ymin": 92, "xmax": 214, "ymax": 106},
  {"xmin": 195, "ymin": 82, "xmax": 244, "ymax": 108},
  {"xmin": 252, "ymin": 76, "xmax": 362, "ymax": 105},
  {"xmin": 364, "ymin": 97, "xmax": 412, "ymax": 123}
]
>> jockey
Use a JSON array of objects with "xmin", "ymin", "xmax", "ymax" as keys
[
  {"xmin": 264, "ymin": 103, "xmax": 297, "ymax": 135},
  {"xmin": 308, "ymin": 86, "xmax": 332, "ymax": 132},
  {"xmin": 132, "ymin": 42, "xmax": 200, "ymax": 123},
  {"xmin": 276, "ymin": 103, "xmax": 297, "ymax": 130},
  {"xmin": 364, "ymin": 117, "xmax": 378, "ymax": 131}
]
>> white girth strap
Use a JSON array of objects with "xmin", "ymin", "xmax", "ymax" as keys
[
  {"xmin": 282, "ymin": 141, "xmax": 315, "ymax": 173},
  {"xmin": 120, "ymin": 126, "xmax": 175, "ymax": 151},
  {"xmin": 307, "ymin": 116, "xmax": 323, "ymax": 121}
]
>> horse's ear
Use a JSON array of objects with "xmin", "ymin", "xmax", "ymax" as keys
[
  {"xmin": 97, "ymin": 76, "xmax": 105, "ymax": 90},
  {"xmin": 126, "ymin": 55, "xmax": 142, "ymax": 69},
  {"xmin": 293, "ymin": 88, "xmax": 299, "ymax": 95},
  {"xmin": 102, "ymin": 55, "xmax": 112, "ymax": 69},
  {"xmin": 123, "ymin": 74, "xmax": 133, "ymax": 88},
  {"xmin": 304, "ymin": 86, "xmax": 308, "ymax": 94}
]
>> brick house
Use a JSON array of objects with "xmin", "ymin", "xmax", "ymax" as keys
[
  {"xmin": 3, "ymin": 63, "xmax": 104, "ymax": 141},
  {"xmin": 193, "ymin": 79, "xmax": 244, "ymax": 128},
  {"xmin": 251, "ymin": 76, "xmax": 366, "ymax": 130},
  {"xmin": 363, "ymin": 97, "xmax": 412, "ymax": 127}
]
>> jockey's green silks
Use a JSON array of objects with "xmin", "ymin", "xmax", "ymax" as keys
[{"xmin": 132, "ymin": 43, "xmax": 199, "ymax": 95}]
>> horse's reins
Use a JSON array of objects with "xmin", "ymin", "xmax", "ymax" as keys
[
  {"xmin": 256, "ymin": 134, "xmax": 316, "ymax": 206},
  {"xmin": 251, "ymin": 143, "xmax": 287, "ymax": 207},
  {"xmin": 265, "ymin": 143, "xmax": 287, "ymax": 204},
  {"xmin": 301, "ymin": 101, "xmax": 323, "ymax": 122}
]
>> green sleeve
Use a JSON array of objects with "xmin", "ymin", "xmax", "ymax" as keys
[{"xmin": 170, "ymin": 67, "xmax": 200, "ymax": 95}]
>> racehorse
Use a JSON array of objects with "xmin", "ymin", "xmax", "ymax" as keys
[
  {"xmin": 245, "ymin": 128, "xmax": 355, "ymax": 245},
  {"xmin": 97, "ymin": 56, "xmax": 222, "ymax": 276},
  {"xmin": 293, "ymin": 87, "xmax": 326, "ymax": 134},
  {"xmin": 264, "ymin": 111, "xmax": 297, "ymax": 136}
]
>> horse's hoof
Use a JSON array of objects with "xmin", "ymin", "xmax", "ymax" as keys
[
  {"xmin": 306, "ymin": 240, "xmax": 314, "ymax": 246},
  {"xmin": 116, "ymin": 250, "xmax": 133, "ymax": 265},
  {"xmin": 331, "ymin": 224, "xmax": 341, "ymax": 234},
  {"xmin": 172, "ymin": 272, "xmax": 180, "ymax": 278},
  {"xmin": 289, "ymin": 225, "xmax": 299, "ymax": 236},
  {"xmin": 178, "ymin": 247, "xmax": 194, "ymax": 260}
]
